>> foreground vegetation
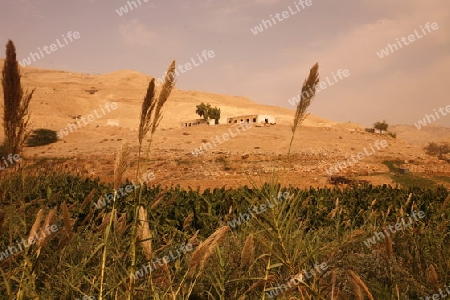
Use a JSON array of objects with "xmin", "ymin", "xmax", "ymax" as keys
[{"xmin": 0, "ymin": 170, "xmax": 448, "ymax": 299}]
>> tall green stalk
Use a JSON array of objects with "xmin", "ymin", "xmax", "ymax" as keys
[
  {"xmin": 98, "ymin": 192, "xmax": 117, "ymax": 299},
  {"xmin": 100, "ymin": 142, "xmax": 129, "ymax": 300}
]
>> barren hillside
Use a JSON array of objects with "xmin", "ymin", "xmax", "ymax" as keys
[{"xmin": 0, "ymin": 61, "xmax": 448, "ymax": 189}]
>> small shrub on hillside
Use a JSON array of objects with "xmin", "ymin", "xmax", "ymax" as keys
[
  {"xmin": 27, "ymin": 128, "xmax": 58, "ymax": 147},
  {"xmin": 387, "ymin": 131, "xmax": 397, "ymax": 138},
  {"xmin": 424, "ymin": 142, "xmax": 450, "ymax": 157},
  {"xmin": 373, "ymin": 120, "xmax": 389, "ymax": 133}
]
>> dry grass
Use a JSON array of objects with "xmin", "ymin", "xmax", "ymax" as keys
[
  {"xmin": 189, "ymin": 225, "xmax": 230, "ymax": 275},
  {"xmin": 331, "ymin": 270, "xmax": 337, "ymax": 299},
  {"xmin": 348, "ymin": 270, "xmax": 375, "ymax": 300},
  {"xmin": 287, "ymin": 62, "xmax": 320, "ymax": 159},
  {"xmin": 28, "ymin": 209, "xmax": 44, "ymax": 245},
  {"xmin": 128, "ymin": 60, "xmax": 177, "ymax": 299},
  {"xmin": 138, "ymin": 78, "xmax": 156, "ymax": 146},
  {"xmin": 61, "ymin": 201, "xmax": 72, "ymax": 242},
  {"xmin": 240, "ymin": 234, "xmax": 254, "ymax": 269},
  {"xmin": 80, "ymin": 189, "xmax": 97, "ymax": 210},
  {"xmin": 442, "ymin": 194, "xmax": 450, "ymax": 208},
  {"xmin": 114, "ymin": 142, "xmax": 130, "ymax": 190},
  {"xmin": 350, "ymin": 275, "xmax": 364, "ymax": 300},
  {"xmin": 151, "ymin": 61, "xmax": 176, "ymax": 136},
  {"xmin": 138, "ymin": 60, "xmax": 176, "ymax": 147},
  {"xmin": 183, "ymin": 213, "xmax": 194, "ymax": 230},
  {"xmin": 385, "ymin": 234, "xmax": 393, "ymax": 259},
  {"xmin": 2, "ymin": 40, "xmax": 34, "ymax": 155},
  {"xmin": 150, "ymin": 194, "xmax": 165, "ymax": 210},
  {"xmin": 36, "ymin": 208, "xmax": 57, "ymax": 253},
  {"xmin": 188, "ymin": 230, "xmax": 200, "ymax": 247},
  {"xmin": 137, "ymin": 206, "xmax": 152, "ymax": 260},
  {"xmin": 117, "ymin": 212, "xmax": 128, "ymax": 235},
  {"xmin": 427, "ymin": 265, "xmax": 439, "ymax": 288},
  {"xmin": 100, "ymin": 142, "xmax": 130, "ymax": 299}
]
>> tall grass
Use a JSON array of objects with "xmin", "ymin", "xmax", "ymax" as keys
[
  {"xmin": 128, "ymin": 60, "xmax": 176, "ymax": 299},
  {"xmin": 287, "ymin": 63, "xmax": 319, "ymax": 162},
  {"xmin": 2, "ymin": 40, "xmax": 34, "ymax": 155},
  {"xmin": 99, "ymin": 143, "xmax": 129, "ymax": 299}
]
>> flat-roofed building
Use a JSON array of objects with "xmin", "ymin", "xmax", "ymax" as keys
[
  {"xmin": 227, "ymin": 114, "xmax": 275, "ymax": 125},
  {"xmin": 180, "ymin": 119, "xmax": 209, "ymax": 127}
]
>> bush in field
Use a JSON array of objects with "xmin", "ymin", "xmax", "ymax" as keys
[
  {"xmin": 373, "ymin": 120, "xmax": 389, "ymax": 133},
  {"xmin": 27, "ymin": 128, "xmax": 58, "ymax": 147},
  {"xmin": 424, "ymin": 141, "xmax": 450, "ymax": 157},
  {"xmin": 386, "ymin": 131, "xmax": 397, "ymax": 139}
]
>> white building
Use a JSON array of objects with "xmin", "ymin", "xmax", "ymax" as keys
[
  {"xmin": 227, "ymin": 114, "xmax": 275, "ymax": 125},
  {"xmin": 180, "ymin": 119, "xmax": 209, "ymax": 127}
]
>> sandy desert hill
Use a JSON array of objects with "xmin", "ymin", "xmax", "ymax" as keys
[
  {"xmin": 0, "ymin": 59, "xmax": 448, "ymax": 189},
  {"xmin": 0, "ymin": 59, "xmax": 341, "ymax": 130}
]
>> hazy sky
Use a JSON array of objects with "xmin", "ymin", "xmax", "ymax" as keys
[{"xmin": 1, "ymin": 0, "xmax": 449, "ymax": 127}]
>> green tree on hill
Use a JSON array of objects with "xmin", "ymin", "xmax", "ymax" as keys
[
  {"xmin": 373, "ymin": 120, "xmax": 389, "ymax": 133},
  {"xmin": 195, "ymin": 102, "xmax": 211, "ymax": 121},
  {"xmin": 209, "ymin": 107, "xmax": 221, "ymax": 124},
  {"xmin": 195, "ymin": 102, "xmax": 221, "ymax": 124}
]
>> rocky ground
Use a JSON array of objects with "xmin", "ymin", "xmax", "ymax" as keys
[{"xmin": 20, "ymin": 123, "xmax": 450, "ymax": 190}]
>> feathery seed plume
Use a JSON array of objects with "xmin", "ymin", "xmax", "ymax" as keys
[
  {"xmin": 114, "ymin": 142, "xmax": 130, "ymax": 190},
  {"xmin": 138, "ymin": 206, "xmax": 152, "ymax": 260},
  {"xmin": 151, "ymin": 60, "xmax": 176, "ymax": 135},
  {"xmin": 240, "ymin": 234, "xmax": 254, "ymax": 268},
  {"xmin": 189, "ymin": 226, "xmax": 230, "ymax": 274},
  {"xmin": 138, "ymin": 79, "xmax": 156, "ymax": 145},
  {"xmin": 287, "ymin": 63, "xmax": 319, "ymax": 159},
  {"xmin": 348, "ymin": 270, "xmax": 374, "ymax": 300},
  {"xmin": 28, "ymin": 209, "xmax": 45, "ymax": 246}
]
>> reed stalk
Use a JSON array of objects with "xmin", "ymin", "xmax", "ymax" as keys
[
  {"xmin": 287, "ymin": 63, "xmax": 319, "ymax": 163},
  {"xmin": 128, "ymin": 60, "xmax": 176, "ymax": 299}
]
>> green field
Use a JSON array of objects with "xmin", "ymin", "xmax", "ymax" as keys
[{"xmin": 1, "ymin": 171, "xmax": 448, "ymax": 299}]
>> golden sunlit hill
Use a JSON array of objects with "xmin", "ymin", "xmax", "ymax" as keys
[{"xmin": 0, "ymin": 61, "xmax": 448, "ymax": 189}]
